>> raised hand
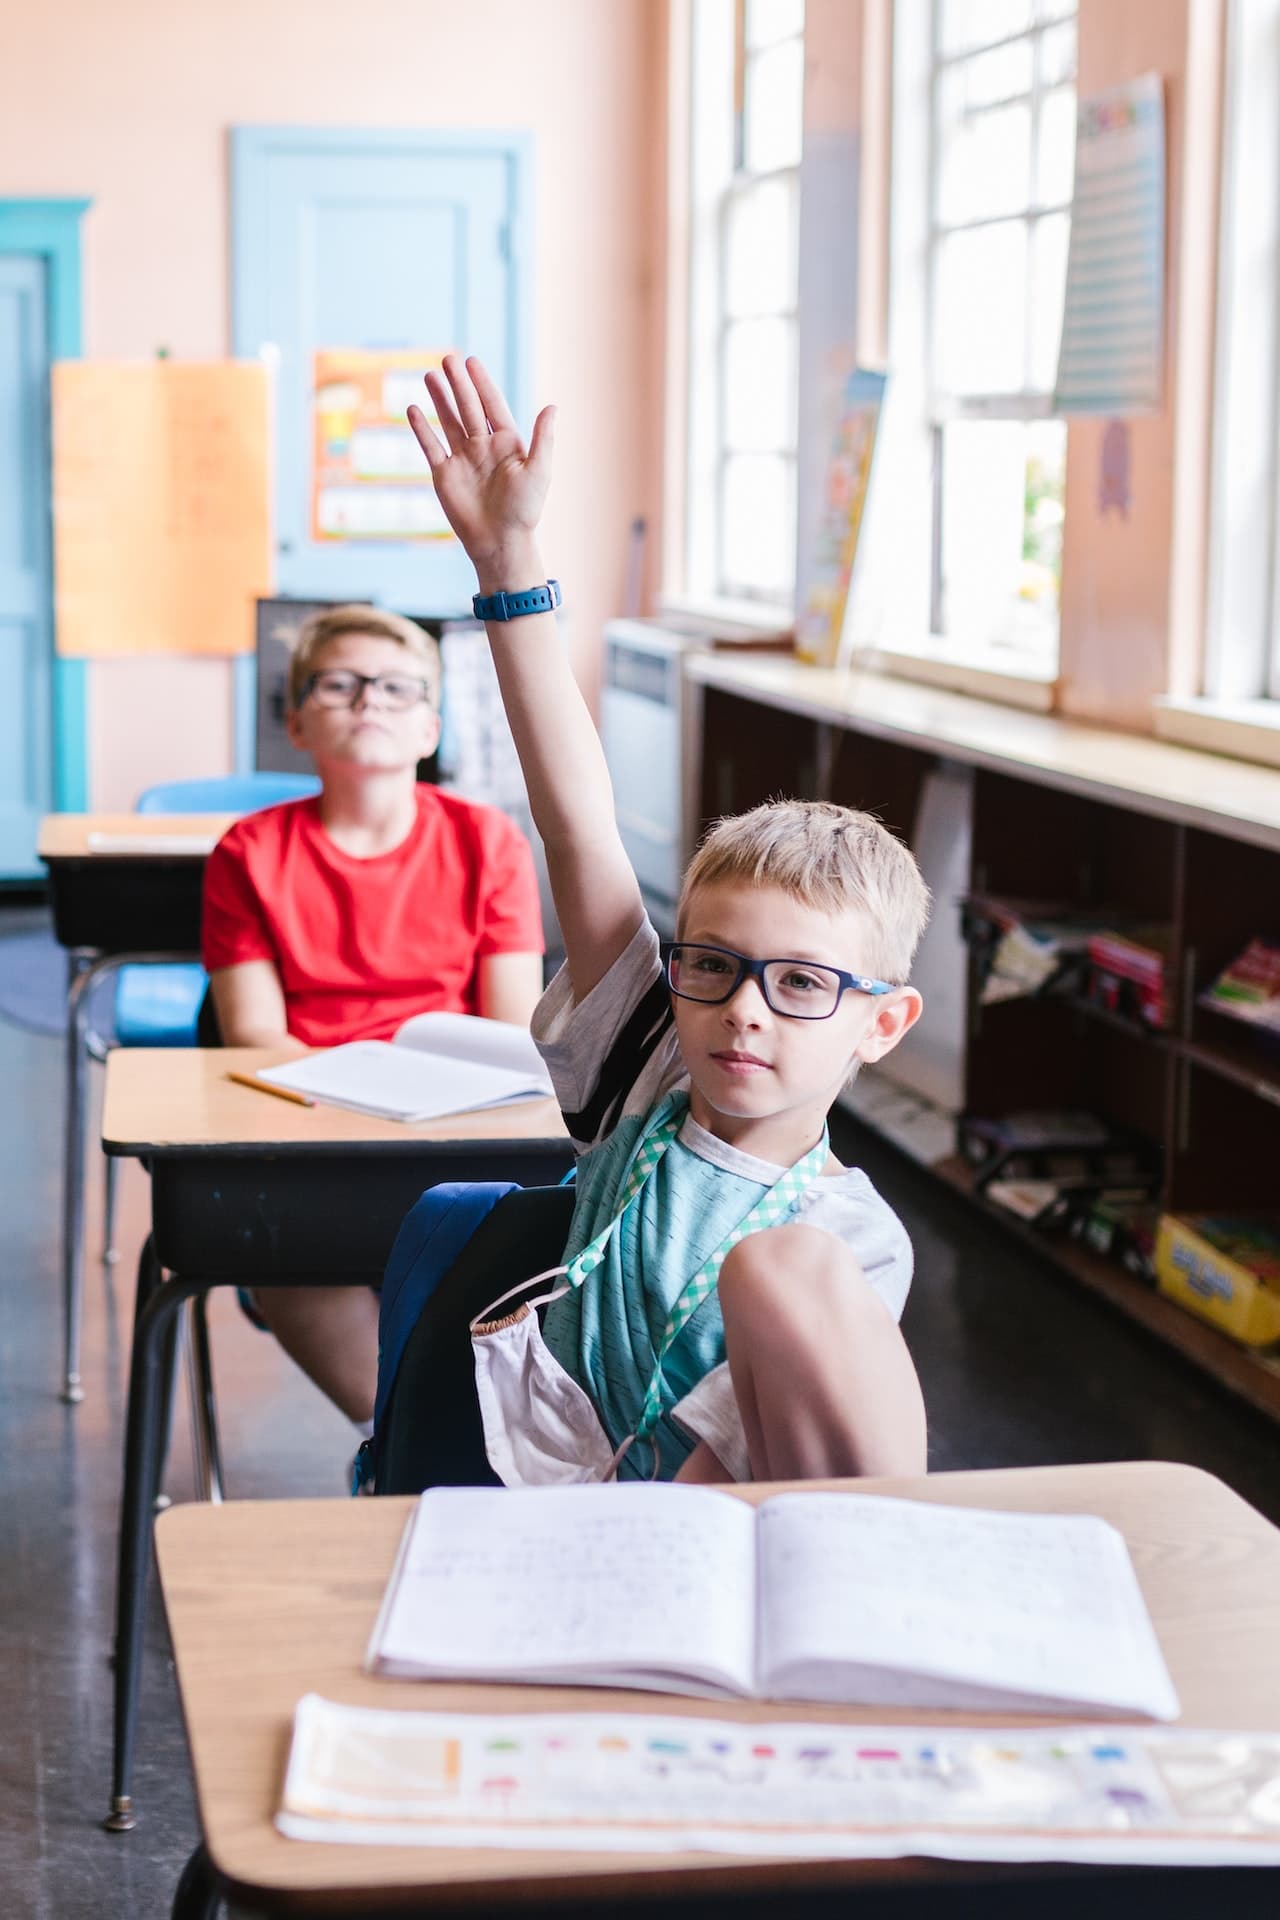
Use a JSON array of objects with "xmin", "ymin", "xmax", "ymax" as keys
[{"xmin": 407, "ymin": 354, "xmax": 554, "ymax": 586}]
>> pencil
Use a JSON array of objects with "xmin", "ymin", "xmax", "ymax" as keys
[{"xmin": 226, "ymin": 1070, "xmax": 315, "ymax": 1108}]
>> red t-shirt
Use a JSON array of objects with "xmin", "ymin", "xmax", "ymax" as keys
[{"xmin": 201, "ymin": 789, "xmax": 544, "ymax": 1047}]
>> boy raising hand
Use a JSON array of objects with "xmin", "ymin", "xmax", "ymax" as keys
[{"xmin": 409, "ymin": 355, "xmax": 929, "ymax": 1484}]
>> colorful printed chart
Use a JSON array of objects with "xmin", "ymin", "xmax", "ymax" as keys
[
  {"xmin": 1054, "ymin": 74, "xmax": 1165, "ymax": 413},
  {"xmin": 311, "ymin": 348, "xmax": 453, "ymax": 542},
  {"xmin": 278, "ymin": 1700, "xmax": 1280, "ymax": 1865}
]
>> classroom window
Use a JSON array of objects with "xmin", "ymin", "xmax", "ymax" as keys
[
  {"xmin": 687, "ymin": 0, "xmax": 805, "ymax": 607},
  {"xmin": 1204, "ymin": 0, "xmax": 1280, "ymax": 708},
  {"xmin": 923, "ymin": 0, "xmax": 1076, "ymax": 664}
]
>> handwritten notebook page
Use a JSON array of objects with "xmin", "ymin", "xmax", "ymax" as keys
[
  {"xmin": 756, "ymin": 1494, "xmax": 1179, "ymax": 1719},
  {"xmin": 368, "ymin": 1485, "xmax": 759, "ymax": 1696}
]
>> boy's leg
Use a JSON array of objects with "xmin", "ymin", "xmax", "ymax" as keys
[
  {"xmin": 249, "ymin": 1286, "xmax": 380, "ymax": 1425},
  {"xmin": 717, "ymin": 1223, "xmax": 927, "ymax": 1481}
]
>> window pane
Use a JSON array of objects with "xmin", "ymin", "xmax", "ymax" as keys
[
  {"xmin": 724, "ymin": 317, "xmax": 796, "ymax": 451},
  {"xmin": 934, "ymin": 222, "xmax": 1029, "ymax": 395},
  {"xmin": 744, "ymin": 37, "xmax": 804, "ymax": 171},
  {"xmin": 1038, "ymin": 18, "xmax": 1077, "ymax": 88},
  {"xmin": 939, "ymin": 419, "xmax": 1062, "ymax": 658},
  {"xmin": 745, "ymin": 0, "xmax": 804, "ymax": 50},
  {"xmin": 936, "ymin": 83, "xmax": 1032, "ymax": 225},
  {"xmin": 722, "ymin": 453, "xmax": 795, "ymax": 594},
  {"xmin": 949, "ymin": 39, "xmax": 1033, "ymax": 111},
  {"xmin": 1036, "ymin": 84, "xmax": 1076, "ymax": 205},
  {"xmin": 939, "ymin": 0, "xmax": 1033, "ymax": 56},
  {"xmin": 725, "ymin": 176, "xmax": 797, "ymax": 316},
  {"xmin": 1029, "ymin": 212, "xmax": 1070, "ymax": 389}
]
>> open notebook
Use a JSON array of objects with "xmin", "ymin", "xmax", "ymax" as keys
[
  {"xmin": 366, "ymin": 1484, "xmax": 1180, "ymax": 1720},
  {"xmin": 257, "ymin": 1013, "xmax": 554, "ymax": 1122}
]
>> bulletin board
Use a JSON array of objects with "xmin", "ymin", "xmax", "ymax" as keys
[{"xmin": 51, "ymin": 360, "xmax": 272, "ymax": 657}]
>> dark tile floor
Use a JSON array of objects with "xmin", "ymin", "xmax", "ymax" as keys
[{"xmin": 2, "ymin": 921, "xmax": 1278, "ymax": 1917}]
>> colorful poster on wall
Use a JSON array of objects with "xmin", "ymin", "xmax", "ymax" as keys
[
  {"xmin": 796, "ymin": 366, "xmax": 887, "ymax": 668},
  {"xmin": 1054, "ymin": 75, "xmax": 1165, "ymax": 414},
  {"xmin": 311, "ymin": 348, "xmax": 454, "ymax": 542}
]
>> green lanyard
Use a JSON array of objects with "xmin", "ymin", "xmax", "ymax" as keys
[{"xmin": 565, "ymin": 1090, "xmax": 829, "ymax": 1447}]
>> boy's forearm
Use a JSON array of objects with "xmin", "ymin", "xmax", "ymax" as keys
[{"xmin": 474, "ymin": 539, "xmax": 618, "ymax": 859}]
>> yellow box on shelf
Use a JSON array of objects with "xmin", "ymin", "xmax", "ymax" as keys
[{"xmin": 1155, "ymin": 1215, "xmax": 1280, "ymax": 1348}]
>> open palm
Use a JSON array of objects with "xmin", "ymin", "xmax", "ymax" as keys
[{"xmin": 407, "ymin": 354, "xmax": 554, "ymax": 567}]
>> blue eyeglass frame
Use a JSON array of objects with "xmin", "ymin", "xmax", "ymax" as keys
[
  {"xmin": 296, "ymin": 669, "xmax": 433, "ymax": 710},
  {"xmin": 661, "ymin": 942, "xmax": 897, "ymax": 1020}
]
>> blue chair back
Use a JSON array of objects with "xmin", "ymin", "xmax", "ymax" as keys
[
  {"xmin": 136, "ymin": 772, "xmax": 320, "ymax": 815},
  {"xmin": 115, "ymin": 772, "xmax": 321, "ymax": 1047}
]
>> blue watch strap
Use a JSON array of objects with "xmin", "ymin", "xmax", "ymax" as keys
[{"xmin": 472, "ymin": 578, "xmax": 562, "ymax": 623}]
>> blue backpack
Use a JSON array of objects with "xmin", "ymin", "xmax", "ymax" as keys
[{"xmin": 356, "ymin": 1176, "xmax": 575, "ymax": 1493}]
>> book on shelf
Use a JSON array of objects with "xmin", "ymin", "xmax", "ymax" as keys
[
  {"xmin": 257, "ymin": 1012, "xmax": 554, "ymax": 1123},
  {"xmin": 366, "ymin": 1484, "xmax": 1179, "ymax": 1721}
]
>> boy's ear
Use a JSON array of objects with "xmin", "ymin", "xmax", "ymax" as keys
[
  {"xmin": 284, "ymin": 703, "xmax": 306, "ymax": 750},
  {"xmin": 854, "ymin": 986, "xmax": 923, "ymax": 1065}
]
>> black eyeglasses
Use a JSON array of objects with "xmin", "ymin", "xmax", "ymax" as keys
[
  {"xmin": 662, "ymin": 943, "xmax": 896, "ymax": 1021},
  {"xmin": 297, "ymin": 669, "xmax": 433, "ymax": 712}
]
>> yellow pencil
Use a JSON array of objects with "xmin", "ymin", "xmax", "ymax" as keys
[{"xmin": 226, "ymin": 1070, "xmax": 315, "ymax": 1109}]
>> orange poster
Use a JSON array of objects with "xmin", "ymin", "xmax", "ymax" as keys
[
  {"xmin": 52, "ymin": 360, "xmax": 271, "ymax": 657},
  {"xmin": 311, "ymin": 348, "xmax": 453, "ymax": 542}
]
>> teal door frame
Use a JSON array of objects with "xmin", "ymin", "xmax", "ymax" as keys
[{"xmin": 0, "ymin": 198, "xmax": 90, "ymax": 812}]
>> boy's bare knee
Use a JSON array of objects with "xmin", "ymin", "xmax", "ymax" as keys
[{"xmin": 720, "ymin": 1224, "xmax": 868, "ymax": 1334}]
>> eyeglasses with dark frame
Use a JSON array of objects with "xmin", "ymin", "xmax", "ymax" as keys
[
  {"xmin": 297, "ymin": 669, "xmax": 434, "ymax": 712},
  {"xmin": 662, "ymin": 942, "xmax": 897, "ymax": 1021}
]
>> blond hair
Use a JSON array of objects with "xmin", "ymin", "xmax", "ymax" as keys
[
  {"xmin": 679, "ymin": 799, "xmax": 930, "ymax": 984},
  {"xmin": 288, "ymin": 604, "xmax": 441, "ymax": 708}
]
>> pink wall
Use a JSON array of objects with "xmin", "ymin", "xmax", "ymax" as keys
[
  {"xmin": 1057, "ymin": 0, "xmax": 1196, "ymax": 730},
  {"xmin": 0, "ymin": 0, "xmax": 665, "ymax": 806}
]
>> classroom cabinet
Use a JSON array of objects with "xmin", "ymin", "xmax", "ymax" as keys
[{"xmin": 695, "ymin": 678, "xmax": 1280, "ymax": 1425}]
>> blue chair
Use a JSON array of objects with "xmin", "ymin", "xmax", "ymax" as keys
[{"xmin": 102, "ymin": 772, "xmax": 319, "ymax": 1260}]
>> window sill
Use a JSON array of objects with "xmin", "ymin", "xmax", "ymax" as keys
[
  {"xmin": 655, "ymin": 592, "xmax": 795, "ymax": 640},
  {"xmin": 854, "ymin": 641, "xmax": 1058, "ymax": 714},
  {"xmin": 1153, "ymin": 697, "xmax": 1280, "ymax": 772}
]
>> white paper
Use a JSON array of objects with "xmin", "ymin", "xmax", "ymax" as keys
[
  {"xmin": 258, "ymin": 1026, "xmax": 551, "ymax": 1123},
  {"xmin": 393, "ymin": 1011, "xmax": 551, "ymax": 1083},
  {"xmin": 277, "ymin": 1700, "xmax": 1280, "ymax": 1864},
  {"xmin": 367, "ymin": 1486, "xmax": 759, "ymax": 1697},
  {"xmin": 85, "ymin": 831, "xmax": 218, "ymax": 855},
  {"xmin": 756, "ymin": 1494, "xmax": 1179, "ymax": 1721}
]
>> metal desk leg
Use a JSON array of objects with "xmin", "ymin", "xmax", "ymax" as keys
[
  {"xmin": 61, "ymin": 947, "xmax": 202, "ymax": 1404},
  {"xmin": 186, "ymin": 1293, "xmax": 224, "ymax": 1505},
  {"xmin": 170, "ymin": 1842, "xmax": 221, "ymax": 1919},
  {"xmin": 103, "ymin": 1149, "xmax": 122, "ymax": 1265},
  {"xmin": 107, "ymin": 1247, "xmax": 213, "ymax": 1833},
  {"xmin": 61, "ymin": 951, "xmax": 98, "ymax": 1403}
]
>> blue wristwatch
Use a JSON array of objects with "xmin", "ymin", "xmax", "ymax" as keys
[{"xmin": 472, "ymin": 578, "xmax": 562, "ymax": 623}]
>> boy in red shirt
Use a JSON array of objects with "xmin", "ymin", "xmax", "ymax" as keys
[{"xmin": 202, "ymin": 604, "xmax": 544, "ymax": 1425}]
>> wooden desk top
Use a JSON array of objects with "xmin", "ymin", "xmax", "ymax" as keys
[
  {"xmin": 686, "ymin": 654, "xmax": 1280, "ymax": 853},
  {"xmin": 155, "ymin": 1462, "xmax": 1280, "ymax": 1909},
  {"xmin": 102, "ymin": 1046, "xmax": 569, "ymax": 1156},
  {"xmin": 37, "ymin": 812, "xmax": 236, "ymax": 859}
]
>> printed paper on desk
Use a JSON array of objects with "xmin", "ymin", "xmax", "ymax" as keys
[
  {"xmin": 276, "ymin": 1699, "xmax": 1280, "ymax": 1865},
  {"xmin": 257, "ymin": 1012, "xmax": 554, "ymax": 1122}
]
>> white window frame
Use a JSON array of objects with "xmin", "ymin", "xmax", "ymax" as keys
[
  {"xmin": 680, "ymin": 0, "xmax": 804, "ymax": 616},
  {"xmin": 925, "ymin": 1, "xmax": 1076, "ymax": 633},
  {"xmin": 1203, "ymin": 0, "xmax": 1280, "ymax": 707},
  {"xmin": 846, "ymin": 0, "xmax": 1075, "ymax": 706}
]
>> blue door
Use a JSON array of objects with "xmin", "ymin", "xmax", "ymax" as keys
[
  {"xmin": 0, "ymin": 254, "xmax": 53, "ymax": 879},
  {"xmin": 232, "ymin": 128, "xmax": 531, "ymax": 617}
]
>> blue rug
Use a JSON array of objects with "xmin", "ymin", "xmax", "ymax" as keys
[{"xmin": 0, "ymin": 928, "xmax": 115, "ymax": 1039}]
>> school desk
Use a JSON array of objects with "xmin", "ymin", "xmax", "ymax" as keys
[
  {"xmin": 38, "ymin": 811, "xmax": 236, "ymax": 1406},
  {"xmin": 153, "ymin": 1460, "xmax": 1280, "ymax": 1919},
  {"xmin": 101, "ymin": 1044, "xmax": 573, "ymax": 1836}
]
